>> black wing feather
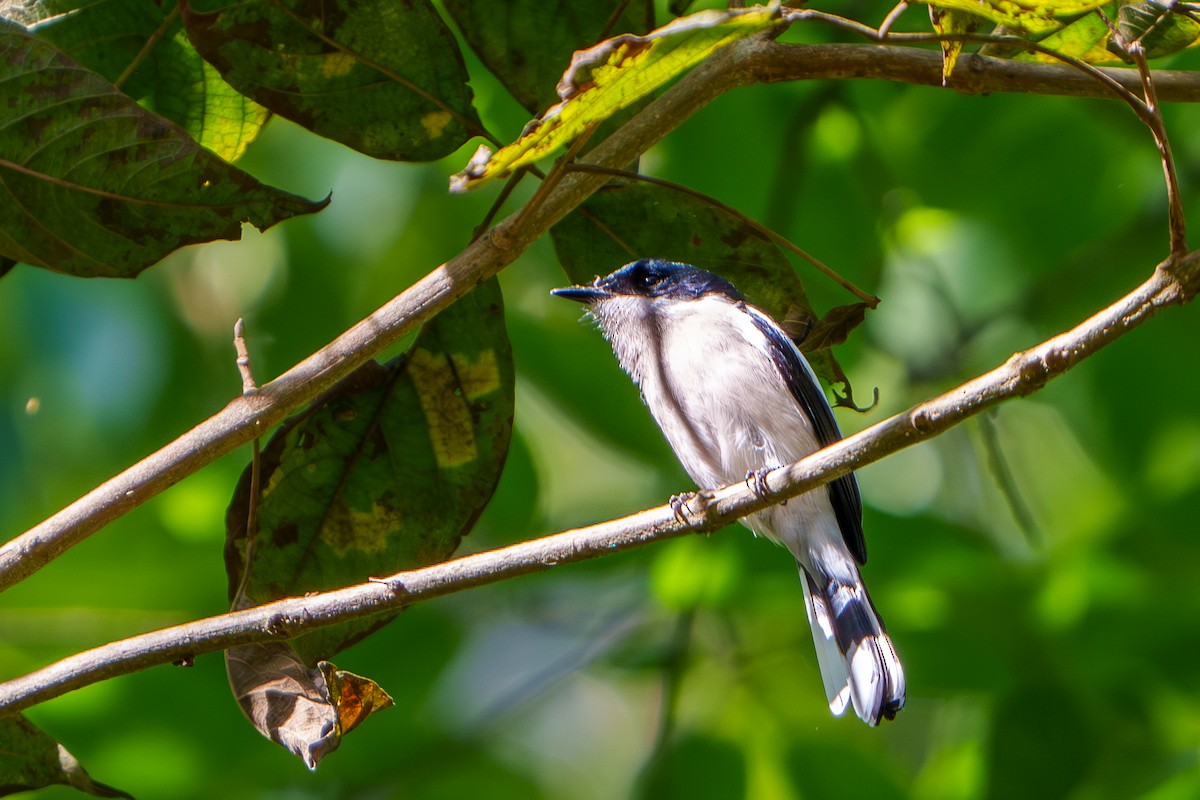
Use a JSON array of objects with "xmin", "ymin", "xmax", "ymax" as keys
[{"xmin": 747, "ymin": 307, "xmax": 867, "ymax": 564}]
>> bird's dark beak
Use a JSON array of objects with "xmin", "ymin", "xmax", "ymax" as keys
[{"xmin": 551, "ymin": 285, "xmax": 609, "ymax": 304}]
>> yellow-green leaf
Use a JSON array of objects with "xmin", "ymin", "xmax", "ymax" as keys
[
  {"xmin": 1014, "ymin": 11, "xmax": 1115, "ymax": 63},
  {"xmin": 449, "ymin": 4, "xmax": 784, "ymax": 191},
  {"xmin": 918, "ymin": 0, "xmax": 1108, "ymax": 35},
  {"xmin": 930, "ymin": 6, "xmax": 982, "ymax": 83}
]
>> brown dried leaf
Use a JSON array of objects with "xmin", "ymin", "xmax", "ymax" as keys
[{"xmin": 226, "ymin": 642, "xmax": 341, "ymax": 770}]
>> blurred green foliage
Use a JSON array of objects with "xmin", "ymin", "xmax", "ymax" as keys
[{"xmin": 3, "ymin": 1, "xmax": 1200, "ymax": 798}]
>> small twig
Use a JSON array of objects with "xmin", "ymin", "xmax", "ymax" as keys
[
  {"xmin": 232, "ymin": 319, "xmax": 261, "ymax": 605},
  {"xmin": 233, "ymin": 319, "xmax": 258, "ymax": 396},
  {"xmin": 600, "ymin": 0, "xmax": 635, "ymax": 40},
  {"xmin": 877, "ymin": 1, "xmax": 911, "ymax": 39},
  {"xmin": 1127, "ymin": 42, "xmax": 1189, "ymax": 256},
  {"xmin": 510, "ymin": 122, "xmax": 601, "ymax": 235},
  {"xmin": 977, "ymin": 410, "xmax": 1040, "ymax": 545},
  {"xmin": 566, "ymin": 163, "xmax": 879, "ymax": 306},
  {"xmin": 114, "ymin": 6, "xmax": 180, "ymax": 90},
  {"xmin": 471, "ymin": 168, "xmax": 530, "ymax": 242},
  {"xmin": 634, "ymin": 608, "xmax": 696, "ymax": 799},
  {"xmin": 578, "ymin": 206, "xmax": 639, "ymax": 257}
]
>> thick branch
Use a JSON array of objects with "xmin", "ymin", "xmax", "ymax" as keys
[
  {"xmin": 1, "ymin": 250, "xmax": 1196, "ymax": 714},
  {"xmin": 5, "ymin": 38, "xmax": 1200, "ymax": 591}
]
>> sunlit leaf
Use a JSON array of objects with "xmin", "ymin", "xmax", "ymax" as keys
[
  {"xmin": 3, "ymin": 0, "xmax": 268, "ymax": 161},
  {"xmin": 0, "ymin": 20, "xmax": 327, "ymax": 278},
  {"xmin": 1014, "ymin": 11, "xmax": 1115, "ymax": 63},
  {"xmin": 225, "ymin": 278, "xmax": 514, "ymax": 664},
  {"xmin": 449, "ymin": 4, "xmax": 783, "ymax": 191},
  {"xmin": 0, "ymin": 715, "xmax": 132, "ymax": 798},
  {"xmin": 444, "ymin": 0, "xmax": 653, "ymax": 113},
  {"xmin": 227, "ymin": 644, "xmax": 389, "ymax": 769},
  {"xmin": 318, "ymin": 661, "xmax": 394, "ymax": 736},
  {"xmin": 918, "ymin": 0, "xmax": 1108, "ymax": 35},
  {"xmin": 181, "ymin": 0, "xmax": 481, "ymax": 161},
  {"xmin": 929, "ymin": 6, "xmax": 982, "ymax": 82},
  {"xmin": 1109, "ymin": 0, "xmax": 1200, "ymax": 60}
]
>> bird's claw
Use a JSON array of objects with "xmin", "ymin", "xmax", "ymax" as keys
[
  {"xmin": 669, "ymin": 491, "xmax": 699, "ymax": 523},
  {"xmin": 745, "ymin": 468, "xmax": 773, "ymax": 500}
]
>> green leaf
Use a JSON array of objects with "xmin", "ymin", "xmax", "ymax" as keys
[
  {"xmin": 226, "ymin": 278, "xmax": 514, "ymax": 663},
  {"xmin": 1014, "ymin": 11, "xmax": 1116, "ymax": 63},
  {"xmin": 443, "ymin": 0, "xmax": 653, "ymax": 113},
  {"xmin": 1111, "ymin": 0, "xmax": 1200, "ymax": 60},
  {"xmin": 0, "ymin": 714, "xmax": 132, "ymax": 798},
  {"xmin": 181, "ymin": 0, "xmax": 481, "ymax": 161},
  {"xmin": 4, "ymin": 0, "xmax": 269, "ymax": 161},
  {"xmin": 0, "ymin": 20, "xmax": 327, "ymax": 278},
  {"xmin": 918, "ymin": 0, "xmax": 1108, "ymax": 35},
  {"xmin": 449, "ymin": 4, "xmax": 784, "ymax": 191}
]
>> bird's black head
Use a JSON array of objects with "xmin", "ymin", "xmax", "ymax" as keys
[{"xmin": 552, "ymin": 259, "xmax": 744, "ymax": 304}]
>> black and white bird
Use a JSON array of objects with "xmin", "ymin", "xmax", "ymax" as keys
[{"xmin": 553, "ymin": 259, "xmax": 904, "ymax": 725}]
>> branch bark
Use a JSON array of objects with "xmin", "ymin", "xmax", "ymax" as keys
[
  {"xmin": 5, "ymin": 38, "xmax": 1200, "ymax": 591},
  {"xmin": 1, "ymin": 249, "xmax": 1196, "ymax": 714}
]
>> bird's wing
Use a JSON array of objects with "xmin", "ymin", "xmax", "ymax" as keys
[{"xmin": 746, "ymin": 306, "xmax": 867, "ymax": 564}]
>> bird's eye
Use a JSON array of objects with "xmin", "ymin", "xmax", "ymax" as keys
[{"xmin": 639, "ymin": 269, "xmax": 663, "ymax": 288}]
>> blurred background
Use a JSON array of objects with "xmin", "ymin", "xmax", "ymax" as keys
[{"xmin": 3, "ymin": 3, "xmax": 1200, "ymax": 798}]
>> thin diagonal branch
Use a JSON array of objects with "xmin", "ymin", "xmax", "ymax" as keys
[
  {"xmin": 6, "ymin": 38, "xmax": 1200, "ymax": 592},
  {"xmin": 1, "ymin": 248, "xmax": 1197, "ymax": 715}
]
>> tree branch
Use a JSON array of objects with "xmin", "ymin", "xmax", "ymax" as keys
[
  {"xmin": 5, "ymin": 37, "xmax": 1200, "ymax": 591},
  {"xmin": 1, "ymin": 249, "xmax": 1196, "ymax": 714}
]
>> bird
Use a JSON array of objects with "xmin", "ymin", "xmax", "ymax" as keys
[{"xmin": 552, "ymin": 258, "xmax": 904, "ymax": 725}]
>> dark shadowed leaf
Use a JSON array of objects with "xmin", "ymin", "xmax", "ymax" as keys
[
  {"xmin": 803, "ymin": 303, "xmax": 869, "ymax": 351},
  {"xmin": 551, "ymin": 180, "xmax": 865, "ymax": 395},
  {"xmin": 443, "ymin": 0, "xmax": 653, "ymax": 113},
  {"xmin": 1109, "ymin": 0, "xmax": 1200, "ymax": 60},
  {"xmin": 0, "ymin": 715, "xmax": 132, "ymax": 798},
  {"xmin": 225, "ymin": 278, "xmax": 514, "ymax": 664},
  {"xmin": 181, "ymin": 0, "xmax": 481, "ymax": 161},
  {"xmin": 551, "ymin": 180, "xmax": 817, "ymax": 342},
  {"xmin": 226, "ymin": 643, "xmax": 392, "ymax": 769},
  {"xmin": 450, "ymin": 5, "xmax": 782, "ymax": 190},
  {"xmin": 0, "ymin": 20, "xmax": 327, "ymax": 278},
  {"xmin": 4, "ymin": 0, "xmax": 268, "ymax": 161}
]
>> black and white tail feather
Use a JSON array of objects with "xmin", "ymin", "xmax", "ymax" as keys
[
  {"xmin": 553, "ymin": 258, "xmax": 906, "ymax": 725},
  {"xmin": 802, "ymin": 567, "xmax": 904, "ymax": 724}
]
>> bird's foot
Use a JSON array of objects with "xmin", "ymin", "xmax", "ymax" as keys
[{"xmin": 745, "ymin": 468, "xmax": 778, "ymax": 502}]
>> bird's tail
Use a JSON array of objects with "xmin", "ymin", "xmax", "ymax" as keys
[{"xmin": 800, "ymin": 567, "xmax": 905, "ymax": 725}]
